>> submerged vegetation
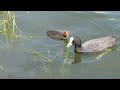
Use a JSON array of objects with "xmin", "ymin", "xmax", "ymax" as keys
[{"xmin": 24, "ymin": 48, "xmax": 53, "ymax": 63}]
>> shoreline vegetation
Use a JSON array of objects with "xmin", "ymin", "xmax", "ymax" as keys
[
  {"xmin": 0, "ymin": 11, "xmax": 33, "ymax": 45},
  {"xmin": 0, "ymin": 11, "xmax": 22, "ymax": 44}
]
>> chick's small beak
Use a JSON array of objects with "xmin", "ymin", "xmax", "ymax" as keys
[
  {"xmin": 63, "ymin": 31, "xmax": 69, "ymax": 37},
  {"xmin": 66, "ymin": 37, "xmax": 74, "ymax": 48},
  {"xmin": 66, "ymin": 31, "xmax": 69, "ymax": 37}
]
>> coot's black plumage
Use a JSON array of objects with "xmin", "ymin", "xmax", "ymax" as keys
[
  {"xmin": 47, "ymin": 30, "xmax": 69, "ymax": 40},
  {"xmin": 67, "ymin": 36, "xmax": 117, "ymax": 53}
]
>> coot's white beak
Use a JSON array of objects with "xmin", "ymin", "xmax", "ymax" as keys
[{"xmin": 66, "ymin": 37, "xmax": 74, "ymax": 48}]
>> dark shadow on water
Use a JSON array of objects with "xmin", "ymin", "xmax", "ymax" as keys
[{"xmin": 72, "ymin": 52, "xmax": 81, "ymax": 64}]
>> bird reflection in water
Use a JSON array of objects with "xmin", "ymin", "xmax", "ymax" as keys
[{"xmin": 72, "ymin": 52, "xmax": 81, "ymax": 64}]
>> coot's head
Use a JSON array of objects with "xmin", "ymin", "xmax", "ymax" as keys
[
  {"xmin": 63, "ymin": 31, "xmax": 69, "ymax": 37},
  {"xmin": 66, "ymin": 37, "xmax": 82, "ymax": 48}
]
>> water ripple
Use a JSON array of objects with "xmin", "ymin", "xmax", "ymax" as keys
[{"xmin": 93, "ymin": 11, "xmax": 109, "ymax": 14}]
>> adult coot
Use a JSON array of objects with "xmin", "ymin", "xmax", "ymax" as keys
[{"xmin": 67, "ymin": 36, "xmax": 117, "ymax": 53}]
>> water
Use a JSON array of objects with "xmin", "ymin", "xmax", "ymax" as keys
[{"xmin": 0, "ymin": 11, "xmax": 120, "ymax": 79}]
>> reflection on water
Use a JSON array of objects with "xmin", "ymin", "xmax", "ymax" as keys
[
  {"xmin": 72, "ymin": 52, "xmax": 81, "ymax": 64},
  {"xmin": 64, "ymin": 44, "xmax": 118, "ymax": 65}
]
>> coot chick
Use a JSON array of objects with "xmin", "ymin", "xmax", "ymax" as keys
[{"xmin": 47, "ymin": 30, "xmax": 69, "ymax": 40}]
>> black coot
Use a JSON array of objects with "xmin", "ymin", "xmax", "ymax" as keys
[{"xmin": 67, "ymin": 36, "xmax": 117, "ymax": 53}]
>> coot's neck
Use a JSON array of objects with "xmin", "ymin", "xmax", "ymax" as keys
[
  {"xmin": 75, "ymin": 38, "xmax": 82, "ymax": 48},
  {"xmin": 74, "ymin": 44, "xmax": 82, "ymax": 52},
  {"xmin": 75, "ymin": 44, "xmax": 81, "ymax": 48},
  {"xmin": 74, "ymin": 39, "xmax": 82, "ymax": 52}
]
